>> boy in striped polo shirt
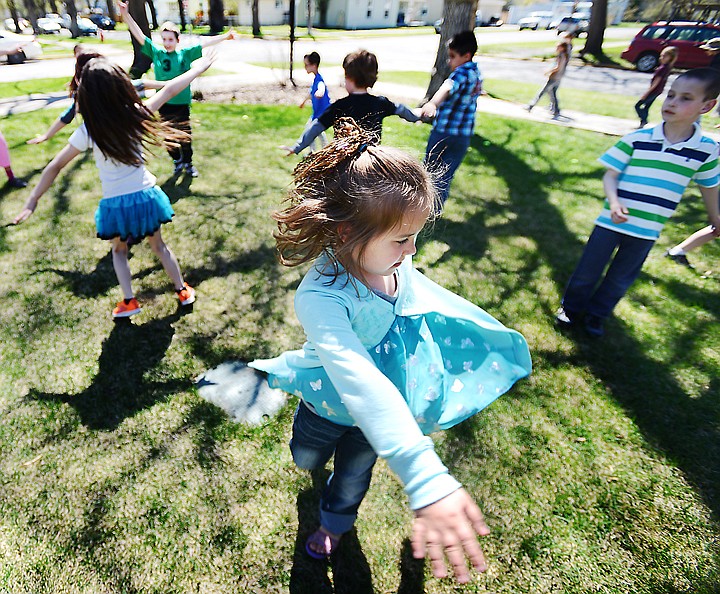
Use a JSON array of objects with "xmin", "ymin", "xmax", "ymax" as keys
[
  {"xmin": 422, "ymin": 30, "xmax": 483, "ymax": 207},
  {"xmin": 557, "ymin": 68, "xmax": 720, "ymax": 337}
]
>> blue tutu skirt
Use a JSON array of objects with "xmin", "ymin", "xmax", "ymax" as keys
[
  {"xmin": 261, "ymin": 311, "xmax": 530, "ymax": 434},
  {"xmin": 95, "ymin": 186, "xmax": 174, "ymax": 241}
]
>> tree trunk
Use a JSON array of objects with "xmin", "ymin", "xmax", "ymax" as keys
[
  {"xmin": 209, "ymin": 0, "xmax": 224, "ymax": 33},
  {"xmin": 128, "ymin": 0, "xmax": 153, "ymax": 78},
  {"xmin": 423, "ymin": 0, "xmax": 477, "ymax": 103},
  {"xmin": 581, "ymin": 0, "xmax": 608, "ymax": 59},
  {"xmin": 289, "ymin": 0, "xmax": 296, "ymax": 84},
  {"xmin": 252, "ymin": 0, "xmax": 261, "ymax": 37},
  {"xmin": 8, "ymin": 0, "xmax": 22, "ymax": 32},
  {"xmin": 178, "ymin": 0, "xmax": 187, "ymax": 31},
  {"xmin": 147, "ymin": 0, "xmax": 159, "ymax": 28},
  {"xmin": 66, "ymin": 0, "xmax": 80, "ymax": 39},
  {"xmin": 107, "ymin": 1, "xmax": 117, "ymax": 23},
  {"xmin": 24, "ymin": 0, "xmax": 40, "ymax": 34},
  {"xmin": 317, "ymin": 0, "xmax": 329, "ymax": 27},
  {"xmin": 306, "ymin": 0, "xmax": 313, "ymax": 35}
]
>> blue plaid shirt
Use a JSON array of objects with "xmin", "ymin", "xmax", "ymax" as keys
[{"xmin": 433, "ymin": 61, "xmax": 482, "ymax": 137}]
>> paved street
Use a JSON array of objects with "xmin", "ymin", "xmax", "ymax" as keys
[{"xmin": 0, "ymin": 26, "xmax": 653, "ymax": 96}]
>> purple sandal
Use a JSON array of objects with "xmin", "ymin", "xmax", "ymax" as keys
[{"xmin": 305, "ymin": 528, "xmax": 341, "ymax": 559}]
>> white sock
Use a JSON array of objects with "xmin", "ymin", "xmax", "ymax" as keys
[{"xmin": 668, "ymin": 246, "xmax": 685, "ymax": 256}]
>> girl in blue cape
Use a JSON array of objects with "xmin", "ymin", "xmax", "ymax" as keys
[{"xmin": 250, "ymin": 120, "xmax": 531, "ymax": 582}]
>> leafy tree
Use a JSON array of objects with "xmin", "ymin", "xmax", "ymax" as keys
[{"xmin": 423, "ymin": 0, "xmax": 477, "ymax": 102}]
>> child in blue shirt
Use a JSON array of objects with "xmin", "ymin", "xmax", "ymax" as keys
[
  {"xmin": 251, "ymin": 120, "xmax": 531, "ymax": 581},
  {"xmin": 298, "ymin": 51, "xmax": 331, "ymax": 153},
  {"xmin": 422, "ymin": 30, "xmax": 482, "ymax": 207}
]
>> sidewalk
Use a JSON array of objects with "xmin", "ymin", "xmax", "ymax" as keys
[{"xmin": 3, "ymin": 70, "xmax": 716, "ymax": 141}]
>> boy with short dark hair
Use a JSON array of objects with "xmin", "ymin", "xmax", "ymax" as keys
[
  {"xmin": 119, "ymin": 1, "xmax": 234, "ymax": 177},
  {"xmin": 299, "ymin": 51, "xmax": 331, "ymax": 152},
  {"xmin": 283, "ymin": 49, "xmax": 420, "ymax": 155},
  {"xmin": 421, "ymin": 31, "xmax": 482, "ymax": 206},
  {"xmin": 557, "ymin": 68, "xmax": 720, "ymax": 337}
]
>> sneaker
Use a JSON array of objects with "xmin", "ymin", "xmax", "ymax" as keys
[
  {"xmin": 7, "ymin": 177, "xmax": 27, "ymax": 188},
  {"xmin": 524, "ymin": 104, "xmax": 533, "ymax": 112},
  {"xmin": 112, "ymin": 298, "xmax": 141, "ymax": 319},
  {"xmin": 185, "ymin": 164, "xmax": 199, "ymax": 178},
  {"xmin": 177, "ymin": 283, "xmax": 196, "ymax": 306},
  {"xmin": 555, "ymin": 307, "xmax": 577, "ymax": 327},
  {"xmin": 173, "ymin": 160, "xmax": 184, "ymax": 175},
  {"xmin": 664, "ymin": 250, "xmax": 693, "ymax": 268},
  {"xmin": 584, "ymin": 314, "xmax": 605, "ymax": 337}
]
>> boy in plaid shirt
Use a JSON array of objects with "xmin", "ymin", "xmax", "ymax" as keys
[{"xmin": 422, "ymin": 31, "xmax": 482, "ymax": 207}]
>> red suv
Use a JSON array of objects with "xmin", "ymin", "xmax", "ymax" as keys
[{"xmin": 621, "ymin": 21, "xmax": 720, "ymax": 72}]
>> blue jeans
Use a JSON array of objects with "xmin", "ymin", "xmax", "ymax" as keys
[
  {"xmin": 562, "ymin": 226, "xmax": 655, "ymax": 320},
  {"xmin": 290, "ymin": 403, "xmax": 377, "ymax": 535},
  {"xmin": 424, "ymin": 129, "xmax": 471, "ymax": 205}
]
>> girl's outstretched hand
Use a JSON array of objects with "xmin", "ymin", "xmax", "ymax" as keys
[
  {"xmin": 411, "ymin": 488, "xmax": 490, "ymax": 583},
  {"xmin": 118, "ymin": 1, "xmax": 129, "ymax": 16},
  {"xmin": 14, "ymin": 198, "xmax": 38, "ymax": 225}
]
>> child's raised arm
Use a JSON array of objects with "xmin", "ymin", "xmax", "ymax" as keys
[
  {"xmin": 144, "ymin": 51, "xmax": 217, "ymax": 113},
  {"xmin": 118, "ymin": 1, "xmax": 149, "ymax": 47},
  {"xmin": 200, "ymin": 29, "xmax": 236, "ymax": 48},
  {"xmin": 13, "ymin": 144, "xmax": 82, "ymax": 224}
]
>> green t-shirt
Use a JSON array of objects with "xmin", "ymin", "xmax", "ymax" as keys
[{"xmin": 141, "ymin": 37, "xmax": 203, "ymax": 105}]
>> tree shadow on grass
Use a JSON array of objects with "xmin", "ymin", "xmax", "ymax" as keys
[
  {"xmin": 290, "ymin": 469, "xmax": 374, "ymax": 594},
  {"xmin": 436, "ymin": 129, "xmax": 720, "ymax": 523},
  {"xmin": 29, "ymin": 311, "xmax": 189, "ymax": 431}
]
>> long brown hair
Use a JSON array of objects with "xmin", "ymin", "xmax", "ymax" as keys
[
  {"xmin": 274, "ymin": 119, "xmax": 438, "ymax": 286},
  {"xmin": 69, "ymin": 49, "xmax": 102, "ymax": 94},
  {"xmin": 75, "ymin": 58, "xmax": 185, "ymax": 166}
]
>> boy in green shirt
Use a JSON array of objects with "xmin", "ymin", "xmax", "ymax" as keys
[{"xmin": 119, "ymin": 1, "xmax": 235, "ymax": 177}]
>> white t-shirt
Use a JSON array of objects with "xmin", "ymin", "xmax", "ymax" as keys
[{"xmin": 68, "ymin": 124, "xmax": 156, "ymax": 199}]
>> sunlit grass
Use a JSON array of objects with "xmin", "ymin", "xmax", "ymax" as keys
[{"xmin": 0, "ymin": 103, "xmax": 718, "ymax": 593}]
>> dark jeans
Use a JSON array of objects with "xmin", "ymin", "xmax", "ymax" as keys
[
  {"xmin": 159, "ymin": 103, "xmax": 193, "ymax": 165},
  {"xmin": 424, "ymin": 129, "xmax": 471, "ymax": 206},
  {"xmin": 290, "ymin": 403, "xmax": 377, "ymax": 535},
  {"xmin": 634, "ymin": 92, "xmax": 660, "ymax": 125},
  {"xmin": 562, "ymin": 225, "xmax": 655, "ymax": 320}
]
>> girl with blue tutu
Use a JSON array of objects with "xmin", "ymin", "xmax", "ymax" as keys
[
  {"xmin": 14, "ymin": 53, "xmax": 215, "ymax": 318},
  {"xmin": 250, "ymin": 120, "xmax": 532, "ymax": 582}
]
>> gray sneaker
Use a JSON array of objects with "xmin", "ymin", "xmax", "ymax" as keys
[{"xmin": 185, "ymin": 164, "xmax": 199, "ymax": 178}]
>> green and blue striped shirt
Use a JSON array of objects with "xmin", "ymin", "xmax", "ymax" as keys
[{"xmin": 597, "ymin": 123, "xmax": 719, "ymax": 240}]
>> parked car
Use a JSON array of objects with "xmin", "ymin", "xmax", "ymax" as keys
[
  {"xmin": 88, "ymin": 13, "xmax": 115, "ymax": 30},
  {"xmin": 556, "ymin": 15, "xmax": 589, "ymax": 36},
  {"xmin": 518, "ymin": 11, "xmax": 554, "ymax": 31},
  {"xmin": 549, "ymin": 15, "xmax": 570, "ymax": 30},
  {"xmin": 76, "ymin": 17, "xmax": 99, "ymax": 36},
  {"xmin": 0, "ymin": 30, "xmax": 42, "ymax": 64},
  {"xmin": 3, "ymin": 17, "xmax": 33, "ymax": 34},
  {"xmin": 621, "ymin": 21, "xmax": 720, "ymax": 72},
  {"xmin": 434, "ymin": 11, "xmax": 501, "ymax": 34},
  {"xmin": 36, "ymin": 17, "xmax": 62, "ymax": 34}
]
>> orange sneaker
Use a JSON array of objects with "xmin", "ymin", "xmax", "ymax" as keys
[
  {"xmin": 177, "ymin": 283, "xmax": 196, "ymax": 306},
  {"xmin": 112, "ymin": 297, "xmax": 141, "ymax": 318}
]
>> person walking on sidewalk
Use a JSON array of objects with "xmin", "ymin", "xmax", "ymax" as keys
[
  {"xmin": 526, "ymin": 40, "xmax": 570, "ymax": 119},
  {"xmin": 634, "ymin": 46, "xmax": 677, "ymax": 128}
]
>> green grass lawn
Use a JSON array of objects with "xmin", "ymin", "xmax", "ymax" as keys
[{"xmin": 0, "ymin": 103, "xmax": 718, "ymax": 593}]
